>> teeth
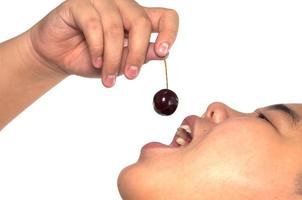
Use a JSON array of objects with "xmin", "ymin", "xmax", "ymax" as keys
[
  {"xmin": 179, "ymin": 124, "xmax": 192, "ymax": 134},
  {"xmin": 176, "ymin": 137, "xmax": 186, "ymax": 146},
  {"xmin": 174, "ymin": 124, "xmax": 193, "ymax": 147}
]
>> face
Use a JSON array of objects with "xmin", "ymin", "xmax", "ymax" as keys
[{"xmin": 118, "ymin": 102, "xmax": 302, "ymax": 200}]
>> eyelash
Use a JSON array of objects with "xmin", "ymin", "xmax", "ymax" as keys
[
  {"xmin": 257, "ymin": 112, "xmax": 270, "ymax": 123},
  {"xmin": 257, "ymin": 112, "xmax": 280, "ymax": 132}
]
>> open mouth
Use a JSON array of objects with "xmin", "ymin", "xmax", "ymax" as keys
[
  {"xmin": 142, "ymin": 124, "xmax": 193, "ymax": 151},
  {"xmin": 141, "ymin": 116, "xmax": 197, "ymax": 151},
  {"xmin": 170, "ymin": 124, "xmax": 193, "ymax": 147}
]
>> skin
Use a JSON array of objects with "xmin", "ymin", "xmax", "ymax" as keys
[
  {"xmin": 0, "ymin": 0, "xmax": 179, "ymax": 130},
  {"xmin": 118, "ymin": 102, "xmax": 302, "ymax": 200}
]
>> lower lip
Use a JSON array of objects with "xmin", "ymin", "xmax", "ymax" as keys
[{"xmin": 141, "ymin": 142, "xmax": 170, "ymax": 151}]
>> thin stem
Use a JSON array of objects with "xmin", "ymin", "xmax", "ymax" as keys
[{"xmin": 164, "ymin": 59, "xmax": 169, "ymax": 89}]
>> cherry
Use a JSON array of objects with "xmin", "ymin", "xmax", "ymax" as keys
[
  {"xmin": 153, "ymin": 59, "xmax": 179, "ymax": 115},
  {"xmin": 153, "ymin": 89, "xmax": 178, "ymax": 115}
]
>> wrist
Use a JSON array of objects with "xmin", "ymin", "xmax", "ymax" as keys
[
  {"xmin": 20, "ymin": 30, "xmax": 68, "ymax": 81},
  {"xmin": 0, "ymin": 32, "xmax": 67, "ymax": 129}
]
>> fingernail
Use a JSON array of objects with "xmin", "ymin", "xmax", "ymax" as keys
[
  {"xmin": 158, "ymin": 42, "xmax": 169, "ymax": 56},
  {"xmin": 126, "ymin": 65, "xmax": 139, "ymax": 79},
  {"xmin": 103, "ymin": 74, "xmax": 116, "ymax": 87},
  {"xmin": 94, "ymin": 57, "xmax": 103, "ymax": 69}
]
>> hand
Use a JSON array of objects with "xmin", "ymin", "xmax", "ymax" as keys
[{"xmin": 28, "ymin": 0, "xmax": 179, "ymax": 87}]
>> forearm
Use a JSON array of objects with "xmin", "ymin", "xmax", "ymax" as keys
[{"xmin": 0, "ymin": 32, "xmax": 66, "ymax": 130}]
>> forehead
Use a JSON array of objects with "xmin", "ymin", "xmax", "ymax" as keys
[
  {"xmin": 287, "ymin": 104, "xmax": 302, "ymax": 115},
  {"xmin": 263, "ymin": 103, "xmax": 302, "ymax": 114},
  {"xmin": 281, "ymin": 104, "xmax": 302, "ymax": 128}
]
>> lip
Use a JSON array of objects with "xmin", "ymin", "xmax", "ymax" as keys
[
  {"xmin": 140, "ymin": 141, "xmax": 175, "ymax": 155},
  {"xmin": 142, "ymin": 115, "xmax": 200, "ymax": 152},
  {"xmin": 181, "ymin": 115, "xmax": 199, "ymax": 137},
  {"xmin": 142, "ymin": 142, "xmax": 170, "ymax": 150}
]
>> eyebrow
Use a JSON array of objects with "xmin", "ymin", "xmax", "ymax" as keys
[{"xmin": 266, "ymin": 104, "xmax": 300, "ymax": 124}]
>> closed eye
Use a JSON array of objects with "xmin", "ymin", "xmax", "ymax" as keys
[
  {"xmin": 258, "ymin": 113, "xmax": 270, "ymax": 122},
  {"xmin": 257, "ymin": 112, "xmax": 278, "ymax": 132}
]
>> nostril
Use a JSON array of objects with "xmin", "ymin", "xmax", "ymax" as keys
[
  {"xmin": 205, "ymin": 102, "xmax": 229, "ymax": 124},
  {"xmin": 210, "ymin": 111, "xmax": 214, "ymax": 118}
]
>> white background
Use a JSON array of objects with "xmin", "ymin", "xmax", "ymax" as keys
[{"xmin": 1, "ymin": 0, "xmax": 302, "ymax": 199}]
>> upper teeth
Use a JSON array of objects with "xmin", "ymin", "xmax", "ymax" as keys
[
  {"xmin": 180, "ymin": 125, "xmax": 192, "ymax": 134},
  {"xmin": 175, "ymin": 125, "xmax": 192, "ymax": 146}
]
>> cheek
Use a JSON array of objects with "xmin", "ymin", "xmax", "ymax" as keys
[
  {"xmin": 196, "ymin": 120, "xmax": 282, "ymax": 159},
  {"xmin": 183, "ymin": 122, "xmax": 290, "ymax": 195}
]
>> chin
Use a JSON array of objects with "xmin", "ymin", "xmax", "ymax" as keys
[
  {"xmin": 117, "ymin": 163, "xmax": 145, "ymax": 200},
  {"xmin": 117, "ymin": 163, "xmax": 167, "ymax": 200}
]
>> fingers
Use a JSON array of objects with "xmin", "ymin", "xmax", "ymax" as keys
[
  {"xmin": 117, "ymin": 0, "xmax": 152, "ymax": 80},
  {"xmin": 118, "ymin": 4, "xmax": 179, "ymax": 80},
  {"xmin": 70, "ymin": 1, "xmax": 104, "ymax": 69},
  {"xmin": 144, "ymin": 7, "xmax": 179, "ymax": 57},
  {"xmin": 93, "ymin": 0, "xmax": 124, "ymax": 87},
  {"xmin": 145, "ymin": 43, "xmax": 167, "ymax": 63},
  {"xmin": 69, "ymin": 0, "xmax": 179, "ymax": 87},
  {"xmin": 118, "ymin": 43, "xmax": 164, "ymax": 76}
]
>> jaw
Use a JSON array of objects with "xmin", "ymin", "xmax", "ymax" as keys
[{"xmin": 117, "ymin": 161, "xmax": 186, "ymax": 200}]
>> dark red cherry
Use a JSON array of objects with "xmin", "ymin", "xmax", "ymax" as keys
[{"xmin": 153, "ymin": 89, "xmax": 179, "ymax": 116}]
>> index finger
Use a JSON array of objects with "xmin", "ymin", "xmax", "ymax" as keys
[{"xmin": 144, "ymin": 7, "xmax": 179, "ymax": 57}]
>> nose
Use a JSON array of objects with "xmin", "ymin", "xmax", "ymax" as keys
[{"xmin": 203, "ymin": 102, "xmax": 241, "ymax": 124}]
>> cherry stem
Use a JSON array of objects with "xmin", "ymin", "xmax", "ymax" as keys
[{"xmin": 164, "ymin": 59, "xmax": 169, "ymax": 89}]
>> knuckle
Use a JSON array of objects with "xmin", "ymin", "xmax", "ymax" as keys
[
  {"xmin": 103, "ymin": 57, "xmax": 122, "ymax": 72},
  {"xmin": 85, "ymin": 17, "xmax": 100, "ymax": 30},
  {"xmin": 134, "ymin": 16, "xmax": 152, "ymax": 30},
  {"xmin": 65, "ymin": 0, "xmax": 84, "ymax": 14},
  {"xmin": 90, "ymin": 44, "xmax": 103, "ymax": 53},
  {"xmin": 129, "ymin": 54, "xmax": 145, "ymax": 66},
  {"xmin": 166, "ymin": 9, "xmax": 179, "ymax": 20},
  {"xmin": 103, "ymin": 65, "xmax": 120, "ymax": 74},
  {"xmin": 105, "ymin": 22, "xmax": 123, "ymax": 37}
]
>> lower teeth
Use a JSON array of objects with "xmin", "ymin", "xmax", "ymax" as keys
[{"xmin": 176, "ymin": 137, "xmax": 186, "ymax": 146}]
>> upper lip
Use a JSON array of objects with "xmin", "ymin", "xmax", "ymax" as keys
[
  {"xmin": 173, "ymin": 115, "xmax": 199, "ymax": 146},
  {"xmin": 181, "ymin": 115, "xmax": 199, "ymax": 138}
]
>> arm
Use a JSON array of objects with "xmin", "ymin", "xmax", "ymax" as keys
[
  {"xmin": 0, "ymin": 32, "xmax": 66, "ymax": 130},
  {"xmin": 0, "ymin": 0, "xmax": 179, "ymax": 130}
]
